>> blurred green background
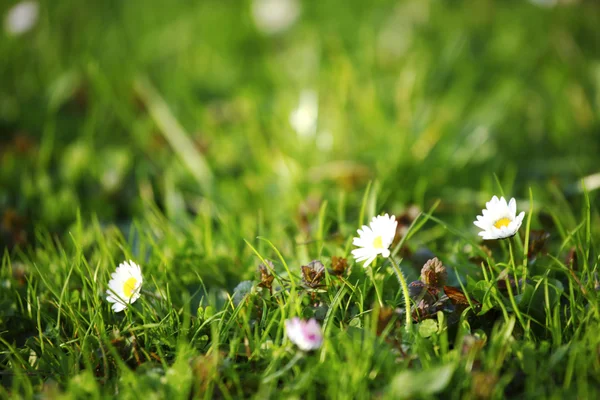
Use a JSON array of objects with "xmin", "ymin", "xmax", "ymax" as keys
[{"xmin": 1, "ymin": 0, "xmax": 599, "ymax": 250}]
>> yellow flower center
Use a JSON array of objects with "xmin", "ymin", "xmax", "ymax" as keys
[
  {"xmin": 373, "ymin": 236, "xmax": 384, "ymax": 249},
  {"xmin": 494, "ymin": 218, "xmax": 512, "ymax": 229},
  {"xmin": 123, "ymin": 277, "xmax": 138, "ymax": 298}
]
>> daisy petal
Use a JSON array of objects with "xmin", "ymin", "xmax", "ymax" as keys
[
  {"xmin": 351, "ymin": 214, "xmax": 397, "ymax": 268},
  {"xmin": 106, "ymin": 260, "xmax": 144, "ymax": 313},
  {"xmin": 474, "ymin": 195, "xmax": 524, "ymax": 241}
]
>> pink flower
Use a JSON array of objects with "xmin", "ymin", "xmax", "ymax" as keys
[{"xmin": 285, "ymin": 318, "xmax": 323, "ymax": 351}]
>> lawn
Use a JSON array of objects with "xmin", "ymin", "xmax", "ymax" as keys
[{"xmin": 1, "ymin": 0, "xmax": 600, "ymax": 398}]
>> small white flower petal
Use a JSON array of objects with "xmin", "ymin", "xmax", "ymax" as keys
[
  {"xmin": 508, "ymin": 198, "xmax": 516, "ymax": 215},
  {"xmin": 474, "ymin": 196, "xmax": 524, "ymax": 241},
  {"xmin": 352, "ymin": 237, "xmax": 369, "ymax": 247},
  {"xmin": 362, "ymin": 255, "xmax": 377, "ymax": 268},
  {"xmin": 351, "ymin": 214, "xmax": 397, "ymax": 268},
  {"xmin": 473, "ymin": 220, "xmax": 488, "ymax": 230},
  {"xmin": 105, "ymin": 260, "xmax": 144, "ymax": 313},
  {"xmin": 500, "ymin": 196, "xmax": 508, "ymax": 209}
]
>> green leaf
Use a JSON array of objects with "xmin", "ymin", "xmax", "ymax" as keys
[
  {"xmin": 387, "ymin": 364, "xmax": 455, "ymax": 398},
  {"xmin": 418, "ymin": 319, "xmax": 438, "ymax": 338},
  {"xmin": 515, "ymin": 283, "xmax": 535, "ymax": 308},
  {"xmin": 67, "ymin": 371, "xmax": 99, "ymax": 398},
  {"xmin": 472, "ymin": 280, "xmax": 496, "ymax": 314},
  {"xmin": 165, "ymin": 345, "xmax": 193, "ymax": 398}
]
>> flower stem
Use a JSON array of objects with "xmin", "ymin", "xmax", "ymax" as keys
[
  {"xmin": 367, "ymin": 266, "xmax": 384, "ymax": 307},
  {"xmin": 515, "ymin": 235, "xmax": 527, "ymax": 292},
  {"xmin": 389, "ymin": 257, "xmax": 412, "ymax": 332},
  {"xmin": 508, "ymin": 239, "xmax": 520, "ymax": 295}
]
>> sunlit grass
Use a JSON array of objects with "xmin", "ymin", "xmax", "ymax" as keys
[{"xmin": 1, "ymin": 0, "xmax": 600, "ymax": 398}]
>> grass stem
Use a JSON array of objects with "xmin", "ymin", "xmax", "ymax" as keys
[{"xmin": 389, "ymin": 257, "xmax": 412, "ymax": 333}]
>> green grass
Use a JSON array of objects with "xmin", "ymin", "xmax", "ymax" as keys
[{"xmin": 1, "ymin": 0, "xmax": 600, "ymax": 398}]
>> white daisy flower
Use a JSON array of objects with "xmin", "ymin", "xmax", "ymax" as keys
[
  {"xmin": 351, "ymin": 214, "xmax": 398, "ymax": 268},
  {"xmin": 106, "ymin": 260, "xmax": 143, "ymax": 312},
  {"xmin": 4, "ymin": 1, "xmax": 39, "ymax": 36},
  {"xmin": 289, "ymin": 89, "xmax": 318, "ymax": 138},
  {"xmin": 474, "ymin": 196, "xmax": 525, "ymax": 240},
  {"xmin": 285, "ymin": 317, "xmax": 323, "ymax": 351},
  {"xmin": 251, "ymin": 0, "xmax": 300, "ymax": 35}
]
